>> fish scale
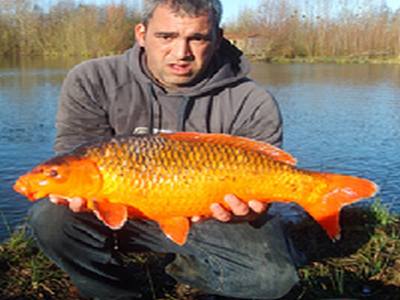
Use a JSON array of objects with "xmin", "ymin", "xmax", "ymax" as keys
[
  {"xmin": 13, "ymin": 132, "xmax": 378, "ymax": 245},
  {"xmin": 82, "ymin": 135, "xmax": 325, "ymax": 217}
]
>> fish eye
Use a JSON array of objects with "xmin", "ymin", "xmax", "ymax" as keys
[{"xmin": 48, "ymin": 169, "xmax": 59, "ymax": 178}]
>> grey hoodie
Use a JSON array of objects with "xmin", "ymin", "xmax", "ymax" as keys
[{"xmin": 55, "ymin": 39, "xmax": 282, "ymax": 154}]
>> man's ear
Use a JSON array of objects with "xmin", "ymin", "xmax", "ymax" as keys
[
  {"xmin": 135, "ymin": 23, "xmax": 146, "ymax": 46},
  {"xmin": 215, "ymin": 28, "xmax": 223, "ymax": 49}
]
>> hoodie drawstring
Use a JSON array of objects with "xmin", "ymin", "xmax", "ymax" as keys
[
  {"xmin": 146, "ymin": 84, "xmax": 155, "ymax": 134},
  {"xmin": 177, "ymin": 96, "xmax": 192, "ymax": 132}
]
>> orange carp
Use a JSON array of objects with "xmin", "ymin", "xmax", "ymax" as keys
[{"xmin": 13, "ymin": 132, "xmax": 378, "ymax": 245}]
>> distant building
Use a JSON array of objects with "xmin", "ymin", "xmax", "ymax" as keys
[{"xmin": 224, "ymin": 32, "xmax": 266, "ymax": 57}]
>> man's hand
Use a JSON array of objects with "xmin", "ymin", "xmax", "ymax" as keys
[
  {"xmin": 49, "ymin": 193, "xmax": 268, "ymax": 222},
  {"xmin": 49, "ymin": 195, "xmax": 88, "ymax": 213},
  {"xmin": 191, "ymin": 194, "xmax": 268, "ymax": 223}
]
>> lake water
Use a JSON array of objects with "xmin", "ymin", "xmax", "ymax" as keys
[{"xmin": 1, "ymin": 58, "xmax": 399, "ymax": 241}]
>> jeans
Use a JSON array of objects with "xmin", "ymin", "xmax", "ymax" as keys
[{"xmin": 28, "ymin": 201, "xmax": 299, "ymax": 299}]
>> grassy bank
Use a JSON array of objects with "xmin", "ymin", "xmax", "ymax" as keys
[
  {"xmin": 1, "ymin": 200, "xmax": 399, "ymax": 299},
  {"xmin": 253, "ymin": 55, "xmax": 400, "ymax": 65}
]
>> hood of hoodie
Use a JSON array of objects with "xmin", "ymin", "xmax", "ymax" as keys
[{"xmin": 124, "ymin": 38, "xmax": 251, "ymax": 98}]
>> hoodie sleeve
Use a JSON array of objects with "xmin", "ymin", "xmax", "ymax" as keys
[
  {"xmin": 54, "ymin": 62, "xmax": 113, "ymax": 154},
  {"xmin": 230, "ymin": 84, "xmax": 283, "ymax": 148}
]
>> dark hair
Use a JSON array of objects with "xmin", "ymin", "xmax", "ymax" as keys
[{"xmin": 142, "ymin": 0, "xmax": 223, "ymax": 29}]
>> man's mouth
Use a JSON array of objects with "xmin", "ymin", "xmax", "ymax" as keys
[{"xmin": 168, "ymin": 63, "xmax": 192, "ymax": 75}]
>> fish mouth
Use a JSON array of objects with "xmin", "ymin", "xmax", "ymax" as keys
[
  {"xmin": 13, "ymin": 180, "xmax": 44, "ymax": 201},
  {"xmin": 13, "ymin": 181, "xmax": 28, "ymax": 195}
]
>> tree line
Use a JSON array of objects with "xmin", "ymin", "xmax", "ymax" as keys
[
  {"xmin": 0, "ymin": 0, "xmax": 399, "ymax": 60},
  {"xmin": 226, "ymin": 0, "xmax": 400, "ymax": 60},
  {"xmin": 0, "ymin": 0, "xmax": 140, "ymax": 57}
]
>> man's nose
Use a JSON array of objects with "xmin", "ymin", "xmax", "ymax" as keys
[{"xmin": 173, "ymin": 39, "xmax": 193, "ymax": 60}]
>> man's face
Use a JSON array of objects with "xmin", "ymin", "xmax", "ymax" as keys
[{"xmin": 135, "ymin": 4, "xmax": 221, "ymax": 90}]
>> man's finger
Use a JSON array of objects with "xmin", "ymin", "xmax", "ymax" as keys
[
  {"xmin": 210, "ymin": 203, "xmax": 232, "ymax": 222},
  {"xmin": 49, "ymin": 195, "xmax": 68, "ymax": 206},
  {"xmin": 69, "ymin": 197, "xmax": 87, "ymax": 213},
  {"xmin": 248, "ymin": 200, "xmax": 268, "ymax": 214},
  {"xmin": 224, "ymin": 194, "xmax": 249, "ymax": 216},
  {"xmin": 191, "ymin": 216, "xmax": 202, "ymax": 223}
]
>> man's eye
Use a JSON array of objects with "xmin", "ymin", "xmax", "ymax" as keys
[
  {"xmin": 158, "ymin": 35, "xmax": 173, "ymax": 41},
  {"xmin": 192, "ymin": 36, "xmax": 206, "ymax": 41}
]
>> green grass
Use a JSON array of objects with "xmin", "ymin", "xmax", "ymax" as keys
[
  {"xmin": 0, "ymin": 226, "xmax": 83, "ymax": 300},
  {"xmin": 287, "ymin": 199, "xmax": 400, "ymax": 299},
  {"xmin": 0, "ymin": 200, "xmax": 399, "ymax": 299}
]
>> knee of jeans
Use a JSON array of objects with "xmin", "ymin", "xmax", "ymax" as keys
[
  {"xmin": 28, "ymin": 201, "xmax": 68, "ymax": 247},
  {"xmin": 219, "ymin": 262, "xmax": 298, "ymax": 299}
]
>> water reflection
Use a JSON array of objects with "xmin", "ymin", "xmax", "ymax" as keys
[
  {"xmin": 251, "ymin": 63, "xmax": 400, "ymax": 87},
  {"xmin": 0, "ymin": 56, "xmax": 82, "ymax": 91},
  {"xmin": 0, "ymin": 57, "xmax": 69, "ymax": 240}
]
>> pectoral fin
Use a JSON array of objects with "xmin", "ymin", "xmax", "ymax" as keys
[
  {"xmin": 93, "ymin": 201, "xmax": 128, "ymax": 230},
  {"xmin": 158, "ymin": 217, "xmax": 190, "ymax": 246}
]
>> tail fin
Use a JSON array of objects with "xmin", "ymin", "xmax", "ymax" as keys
[{"xmin": 304, "ymin": 174, "xmax": 378, "ymax": 240}]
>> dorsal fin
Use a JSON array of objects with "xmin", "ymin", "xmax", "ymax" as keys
[{"xmin": 161, "ymin": 132, "xmax": 297, "ymax": 165}]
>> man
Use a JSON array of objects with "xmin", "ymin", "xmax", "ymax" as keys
[{"xmin": 28, "ymin": 0, "xmax": 301, "ymax": 299}]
